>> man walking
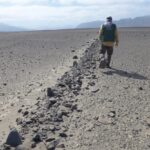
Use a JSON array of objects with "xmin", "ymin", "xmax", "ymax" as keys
[{"xmin": 99, "ymin": 16, "xmax": 119, "ymax": 68}]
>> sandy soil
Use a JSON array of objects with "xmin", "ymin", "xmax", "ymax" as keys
[
  {"xmin": 0, "ymin": 29, "xmax": 97, "ymax": 145},
  {"xmin": 0, "ymin": 28, "xmax": 150, "ymax": 150}
]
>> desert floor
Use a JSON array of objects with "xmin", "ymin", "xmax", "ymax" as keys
[
  {"xmin": 0, "ymin": 28, "xmax": 150, "ymax": 150},
  {"xmin": 0, "ymin": 29, "xmax": 97, "ymax": 145}
]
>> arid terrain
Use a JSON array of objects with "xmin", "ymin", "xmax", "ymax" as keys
[
  {"xmin": 0, "ymin": 29, "xmax": 97, "ymax": 146},
  {"xmin": 0, "ymin": 28, "xmax": 150, "ymax": 150}
]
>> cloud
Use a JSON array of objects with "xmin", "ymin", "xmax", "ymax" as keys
[
  {"xmin": 50, "ymin": 0, "xmax": 150, "ymax": 6},
  {"xmin": 0, "ymin": 0, "xmax": 149, "ymax": 29},
  {"xmin": 0, "ymin": 0, "xmax": 149, "ymax": 6},
  {"xmin": 0, "ymin": 0, "xmax": 49, "ymax": 6}
]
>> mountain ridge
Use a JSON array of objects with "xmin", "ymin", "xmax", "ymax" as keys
[
  {"xmin": 0, "ymin": 23, "xmax": 26, "ymax": 32},
  {"xmin": 77, "ymin": 16, "xmax": 150, "ymax": 29}
]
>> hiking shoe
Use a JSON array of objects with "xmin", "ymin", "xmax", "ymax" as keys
[
  {"xmin": 106, "ymin": 65, "xmax": 111, "ymax": 69},
  {"xmin": 99, "ymin": 58, "xmax": 106, "ymax": 69}
]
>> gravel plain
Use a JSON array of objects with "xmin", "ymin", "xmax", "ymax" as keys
[{"xmin": 0, "ymin": 28, "xmax": 150, "ymax": 150}]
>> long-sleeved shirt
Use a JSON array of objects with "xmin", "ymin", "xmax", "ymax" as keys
[{"xmin": 99, "ymin": 24, "xmax": 119, "ymax": 47}]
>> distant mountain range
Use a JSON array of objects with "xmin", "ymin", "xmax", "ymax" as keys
[
  {"xmin": 0, "ymin": 23, "xmax": 26, "ymax": 32},
  {"xmin": 77, "ymin": 16, "xmax": 150, "ymax": 29},
  {"xmin": 1, "ymin": 16, "xmax": 150, "ymax": 32}
]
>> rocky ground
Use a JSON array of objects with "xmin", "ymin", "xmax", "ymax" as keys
[
  {"xmin": 0, "ymin": 28, "xmax": 150, "ymax": 150},
  {"xmin": 0, "ymin": 29, "xmax": 97, "ymax": 145}
]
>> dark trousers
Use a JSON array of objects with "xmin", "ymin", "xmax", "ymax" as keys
[{"xmin": 100, "ymin": 45, "xmax": 113, "ymax": 66}]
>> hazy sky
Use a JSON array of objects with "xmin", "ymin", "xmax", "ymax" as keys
[{"xmin": 0, "ymin": 0, "xmax": 150, "ymax": 29}]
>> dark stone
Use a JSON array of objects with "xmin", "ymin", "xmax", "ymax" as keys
[
  {"xmin": 73, "ymin": 61, "xmax": 78, "ymax": 67},
  {"xmin": 73, "ymin": 90, "xmax": 79, "ymax": 96},
  {"xmin": 71, "ymin": 50, "xmax": 75, "ymax": 52},
  {"xmin": 23, "ymin": 111, "xmax": 29, "ymax": 116},
  {"xmin": 3, "ymin": 83, "xmax": 7, "ymax": 86},
  {"xmin": 62, "ymin": 103, "xmax": 72, "ymax": 108},
  {"xmin": 92, "ymin": 75, "xmax": 97, "ymax": 79},
  {"xmin": 108, "ymin": 111, "xmax": 116, "ymax": 118},
  {"xmin": 24, "ymin": 119, "xmax": 32, "ymax": 125},
  {"xmin": 57, "ymin": 112, "xmax": 63, "ymax": 119},
  {"xmin": 6, "ymin": 129, "xmax": 22, "ymax": 147},
  {"xmin": 77, "ymin": 109, "xmax": 83, "ymax": 112},
  {"xmin": 31, "ymin": 142, "xmax": 36, "ymax": 148},
  {"xmin": 47, "ymin": 99, "xmax": 57, "ymax": 109},
  {"xmin": 32, "ymin": 134, "xmax": 42, "ymax": 143},
  {"xmin": 49, "ymin": 125, "xmax": 55, "ymax": 132},
  {"xmin": 46, "ymin": 137, "xmax": 55, "ymax": 142},
  {"xmin": 59, "ymin": 110, "xmax": 69, "ymax": 117},
  {"xmin": 57, "ymin": 83, "xmax": 66, "ymax": 88},
  {"xmin": 59, "ymin": 133, "xmax": 67, "ymax": 138},
  {"xmin": 47, "ymin": 88, "xmax": 55, "ymax": 97},
  {"xmin": 53, "ymin": 117, "xmax": 63, "ymax": 122},
  {"xmin": 16, "ymin": 118, "xmax": 22, "ymax": 125},
  {"xmin": 3, "ymin": 144, "xmax": 12, "ymax": 150},
  {"xmin": 36, "ymin": 97, "xmax": 40, "ymax": 100},
  {"xmin": 18, "ymin": 109, "xmax": 22, "ymax": 113},
  {"xmin": 139, "ymin": 87, "xmax": 143, "ymax": 90},
  {"xmin": 73, "ymin": 55, "xmax": 78, "ymax": 59},
  {"xmin": 71, "ymin": 104, "xmax": 78, "ymax": 111},
  {"xmin": 91, "ymin": 89, "xmax": 99, "ymax": 93},
  {"xmin": 47, "ymin": 140, "xmax": 59, "ymax": 150},
  {"xmin": 88, "ymin": 81, "xmax": 95, "ymax": 86},
  {"xmin": 54, "ymin": 126, "xmax": 61, "ymax": 131}
]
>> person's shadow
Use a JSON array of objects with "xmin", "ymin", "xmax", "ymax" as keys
[{"xmin": 102, "ymin": 67, "xmax": 148, "ymax": 80}]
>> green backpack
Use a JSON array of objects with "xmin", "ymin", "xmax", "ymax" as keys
[{"xmin": 101, "ymin": 23, "xmax": 116, "ymax": 42}]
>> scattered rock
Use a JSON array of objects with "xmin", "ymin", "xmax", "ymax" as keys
[
  {"xmin": 62, "ymin": 102, "xmax": 72, "ymax": 108},
  {"xmin": 73, "ymin": 61, "xmax": 78, "ymax": 67},
  {"xmin": 18, "ymin": 109, "xmax": 22, "ymax": 113},
  {"xmin": 32, "ymin": 134, "xmax": 42, "ymax": 143},
  {"xmin": 71, "ymin": 104, "xmax": 78, "ymax": 111},
  {"xmin": 3, "ymin": 144, "xmax": 13, "ymax": 150},
  {"xmin": 6, "ymin": 129, "xmax": 22, "ymax": 147},
  {"xmin": 71, "ymin": 50, "xmax": 75, "ymax": 52},
  {"xmin": 27, "ymin": 90, "xmax": 32, "ymax": 94},
  {"xmin": 24, "ymin": 119, "xmax": 32, "ymax": 125},
  {"xmin": 46, "ymin": 136, "xmax": 55, "ymax": 142},
  {"xmin": 23, "ymin": 111, "xmax": 29, "ymax": 116},
  {"xmin": 138, "ymin": 87, "xmax": 143, "ymax": 90},
  {"xmin": 56, "ymin": 143, "xmax": 65, "ymax": 149},
  {"xmin": 36, "ymin": 97, "xmax": 40, "ymax": 100},
  {"xmin": 47, "ymin": 140, "xmax": 59, "ymax": 150},
  {"xmin": 13, "ymin": 40, "xmax": 116, "ymax": 149},
  {"xmin": 47, "ymin": 88, "xmax": 55, "ymax": 97},
  {"xmin": 88, "ymin": 81, "xmax": 95, "ymax": 86},
  {"xmin": 47, "ymin": 98, "xmax": 57, "ymax": 109},
  {"xmin": 57, "ymin": 83, "xmax": 66, "ymax": 88},
  {"xmin": 16, "ymin": 118, "xmax": 23, "ymax": 125},
  {"xmin": 59, "ymin": 133, "xmax": 67, "ymax": 138},
  {"xmin": 32, "ymin": 127, "xmax": 38, "ymax": 133},
  {"xmin": 73, "ymin": 55, "xmax": 78, "ymax": 59},
  {"xmin": 31, "ymin": 142, "xmax": 36, "ymax": 148},
  {"xmin": 91, "ymin": 88, "xmax": 99, "ymax": 93},
  {"xmin": 11, "ymin": 103, "xmax": 14, "ymax": 107},
  {"xmin": 49, "ymin": 125, "xmax": 56, "ymax": 132},
  {"xmin": 3, "ymin": 83, "xmax": 7, "ymax": 86},
  {"xmin": 108, "ymin": 111, "xmax": 116, "ymax": 118}
]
